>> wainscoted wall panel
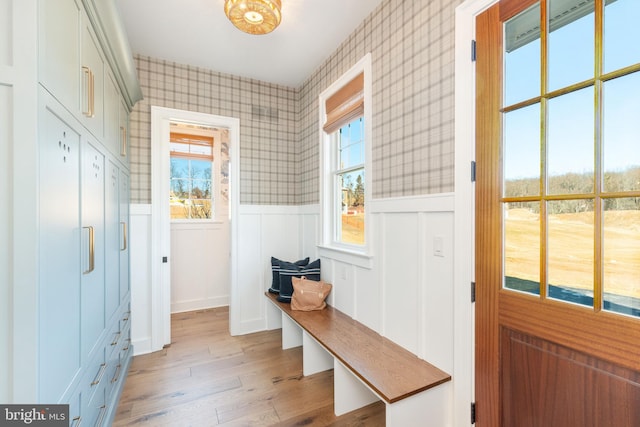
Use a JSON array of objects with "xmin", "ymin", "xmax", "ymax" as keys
[
  {"xmin": 255, "ymin": 194, "xmax": 456, "ymax": 372},
  {"xmin": 170, "ymin": 222, "xmax": 230, "ymax": 313},
  {"xmin": 233, "ymin": 205, "xmax": 304, "ymax": 335},
  {"xmin": 381, "ymin": 213, "xmax": 421, "ymax": 354},
  {"xmin": 130, "ymin": 204, "xmax": 153, "ymax": 355}
]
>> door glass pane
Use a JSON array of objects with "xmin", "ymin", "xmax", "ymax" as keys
[
  {"xmin": 547, "ymin": 199, "xmax": 594, "ymax": 307},
  {"xmin": 604, "ymin": 0, "xmax": 640, "ymax": 73},
  {"xmin": 504, "ymin": 202, "xmax": 541, "ymax": 295},
  {"xmin": 603, "ymin": 199, "xmax": 640, "ymax": 317},
  {"xmin": 547, "ymin": 87, "xmax": 594, "ymax": 195},
  {"xmin": 504, "ymin": 3, "xmax": 541, "ymax": 105},
  {"xmin": 548, "ymin": 0, "xmax": 595, "ymax": 91},
  {"xmin": 504, "ymin": 104, "xmax": 541, "ymax": 197},
  {"xmin": 603, "ymin": 72, "xmax": 640, "ymax": 192}
]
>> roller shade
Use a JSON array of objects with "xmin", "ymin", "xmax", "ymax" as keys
[
  {"xmin": 170, "ymin": 132, "xmax": 214, "ymax": 161},
  {"xmin": 323, "ymin": 72, "xmax": 364, "ymax": 134}
]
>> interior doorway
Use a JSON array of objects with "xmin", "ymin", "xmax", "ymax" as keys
[{"xmin": 151, "ymin": 107, "xmax": 239, "ymax": 349}]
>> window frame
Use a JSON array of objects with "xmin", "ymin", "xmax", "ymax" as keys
[{"xmin": 318, "ymin": 53, "xmax": 373, "ymax": 264}]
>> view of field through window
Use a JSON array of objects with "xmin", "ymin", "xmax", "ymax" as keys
[
  {"xmin": 502, "ymin": 0, "xmax": 640, "ymax": 317},
  {"xmin": 337, "ymin": 118, "xmax": 365, "ymax": 245}
]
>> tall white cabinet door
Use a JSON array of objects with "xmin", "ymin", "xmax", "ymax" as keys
[
  {"xmin": 105, "ymin": 160, "xmax": 120, "ymax": 320},
  {"xmin": 38, "ymin": 0, "xmax": 81, "ymax": 111},
  {"xmin": 39, "ymin": 105, "xmax": 81, "ymax": 402},
  {"xmin": 119, "ymin": 169, "xmax": 130, "ymax": 302},
  {"xmin": 79, "ymin": 13, "xmax": 104, "ymax": 140},
  {"xmin": 80, "ymin": 140, "xmax": 105, "ymax": 360}
]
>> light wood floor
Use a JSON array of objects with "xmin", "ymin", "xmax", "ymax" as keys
[{"xmin": 113, "ymin": 307, "xmax": 385, "ymax": 426}]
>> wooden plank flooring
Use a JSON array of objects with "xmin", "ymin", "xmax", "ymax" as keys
[{"xmin": 113, "ymin": 307, "xmax": 385, "ymax": 426}]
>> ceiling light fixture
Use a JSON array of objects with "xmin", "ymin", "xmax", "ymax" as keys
[{"xmin": 224, "ymin": 0, "xmax": 282, "ymax": 35}]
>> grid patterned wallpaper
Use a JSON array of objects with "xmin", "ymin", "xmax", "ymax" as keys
[
  {"xmin": 298, "ymin": 0, "xmax": 463, "ymax": 203},
  {"xmin": 129, "ymin": 0, "xmax": 462, "ymax": 205},
  {"xmin": 129, "ymin": 55, "xmax": 298, "ymax": 204}
]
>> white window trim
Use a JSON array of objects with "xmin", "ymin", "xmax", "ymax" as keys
[{"xmin": 318, "ymin": 53, "xmax": 373, "ymax": 263}]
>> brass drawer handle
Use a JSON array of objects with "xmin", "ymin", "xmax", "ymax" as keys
[
  {"xmin": 111, "ymin": 331, "xmax": 121, "ymax": 346},
  {"xmin": 120, "ymin": 221, "xmax": 127, "ymax": 251},
  {"xmin": 90, "ymin": 363, "xmax": 107, "ymax": 386},
  {"xmin": 111, "ymin": 364, "xmax": 122, "ymax": 384},
  {"xmin": 82, "ymin": 226, "xmax": 95, "ymax": 274},
  {"xmin": 120, "ymin": 126, "xmax": 127, "ymax": 157}
]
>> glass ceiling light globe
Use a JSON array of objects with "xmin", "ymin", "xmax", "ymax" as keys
[{"xmin": 224, "ymin": 0, "xmax": 282, "ymax": 35}]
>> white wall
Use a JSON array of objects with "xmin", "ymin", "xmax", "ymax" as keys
[{"xmin": 170, "ymin": 221, "xmax": 230, "ymax": 312}]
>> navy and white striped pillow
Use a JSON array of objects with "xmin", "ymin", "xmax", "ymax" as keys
[
  {"xmin": 276, "ymin": 258, "xmax": 321, "ymax": 303},
  {"xmin": 268, "ymin": 257, "xmax": 309, "ymax": 294}
]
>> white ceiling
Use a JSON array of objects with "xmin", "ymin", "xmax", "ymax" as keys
[{"xmin": 115, "ymin": 0, "xmax": 384, "ymax": 88}]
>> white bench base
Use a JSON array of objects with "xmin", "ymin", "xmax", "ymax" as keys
[{"xmin": 277, "ymin": 311, "xmax": 451, "ymax": 426}]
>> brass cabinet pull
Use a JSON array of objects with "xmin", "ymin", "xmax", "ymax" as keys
[
  {"xmin": 81, "ymin": 66, "xmax": 94, "ymax": 117},
  {"xmin": 90, "ymin": 363, "xmax": 107, "ymax": 386},
  {"xmin": 111, "ymin": 331, "xmax": 121, "ymax": 346},
  {"xmin": 83, "ymin": 226, "xmax": 95, "ymax": 274},
  {"xmin": 120, "ymin": 221, "xmax": 127, "ymax": 251},
  {"xmin": 120, "ymin": 126, "xmax": 127, "ymax": 157},
  {"xmin": 111, "ymin": 364, "xmax": 121, "ymax": 384}
]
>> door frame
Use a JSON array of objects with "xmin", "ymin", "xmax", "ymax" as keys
[
  {"xmin": 454, "ymin": 0, "xmax": 498, "ymax": 424},
  {"xmin": 151, "ymin": 106, "xmax": 240, "ymax": 350}
]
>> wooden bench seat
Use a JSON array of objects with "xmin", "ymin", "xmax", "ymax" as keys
[{"xmin": 265, "ymin": 292, "xmax": 451, "ymax": 426}]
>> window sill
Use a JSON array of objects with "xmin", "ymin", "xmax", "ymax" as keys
[{"xmin": 317, "ymin": 245, "xmax": 373, "ymax": 269}]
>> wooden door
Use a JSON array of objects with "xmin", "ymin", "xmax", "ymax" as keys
[{"xmin": 475, "ymin": 0, "xmax": 640, "ymax": 425}]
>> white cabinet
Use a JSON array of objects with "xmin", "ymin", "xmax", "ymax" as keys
[
  {"xmin": 27, "ymin": 0, "xmax": 141, "ymax": 424},
  {"xmin": 105, "ymin": 161, "xmax": 121, "ymax": 320},
  {"xmin": 119, "ymin": 100, "xmax": 130, "ymax": 165},
  {"xmin": 80, "ymin": 12, "xmax": 105, "ymax": 139},
  {"xmin": 38, "ymin": 101, "xmax": 82, "ymax": 403},
  {"xmin": 120, "ymin": 170, "xmax": 130, "ymax": 302},
  {"xmin": 81, "ymin": 139, "xmax": 106, "ymax": 360},
  {"xmin": 104, "ymin": 70, "xmax": 121, "ymax": 157},
  {"xmin": 38, "ymin": 0, "xmax": 81, "ymax": 111}
]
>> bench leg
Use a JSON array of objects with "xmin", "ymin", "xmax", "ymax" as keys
[
  {"xmin": 385, "ymin": 382, "xmax": 451, "ymax": 427},
  {"xmin": 302, "ymin": 331, "xmax": 333, "ymax": 376},
  {"xmin": 333, "ymin": 360, "xmax": 379, "ymax": 416},
  {"xmin": 281, "ymin": 313, "xmax": 302, "ymax": 349}
]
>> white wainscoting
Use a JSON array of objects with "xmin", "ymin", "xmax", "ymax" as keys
[
  {"xmin": 170, "ymin": 221, "xmax": 230, "ymax": 313},
  {"xmin": 232, "ymin": 205, "xmax": 310, "ymax": 336},
  {"xmin": 130, "ymin": 204, "xmax": 153, "ymax": 355}
]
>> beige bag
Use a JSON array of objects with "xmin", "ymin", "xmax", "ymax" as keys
[{"xmin": 291, "ymin": 276, "xmax": 332, "ymax": 311}]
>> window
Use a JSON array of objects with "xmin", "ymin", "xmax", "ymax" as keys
[
  {"xmin": 333, "ymin": 118, "xmax": 365, "ymax": 244},
  {"xmin": 169, "ymin": 130, "xmax": 214, "ymax": 220},
  {"xmin": 320, "ymin": 54, "xmax": 371, "ymax": 255}
]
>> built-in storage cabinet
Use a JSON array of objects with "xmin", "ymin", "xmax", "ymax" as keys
[
  {"xmin": 38, "ymin": 102, "xmax": 82, "ymax": 403},
  {"xmin": 120, "ymin": 170, "xmax": 130, "ymax": 302},
  {"xmin": 104, "ymin": 70, "xmax": 121, "ymax": 157},
  {"xmin": 119, "ymin": 101, "xmax": 129, "ymax": 164},
  {"xmin": 38, "ymin": 0, "xmax": 81, "ymax": 112},
  {"xmin": 105, "ymin": 161, "xmax": 121, "ymax": 320},
  {"xmin": 34, "ymin": 0, "xmax": 137, "ymax": 424},
  {"xmin": 81, "ymin": 139, "xmax": 106, "ymax": 360},
  {"xmin": 79, "ymin": 12, "xmax": 105, "ymax": 139}
]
